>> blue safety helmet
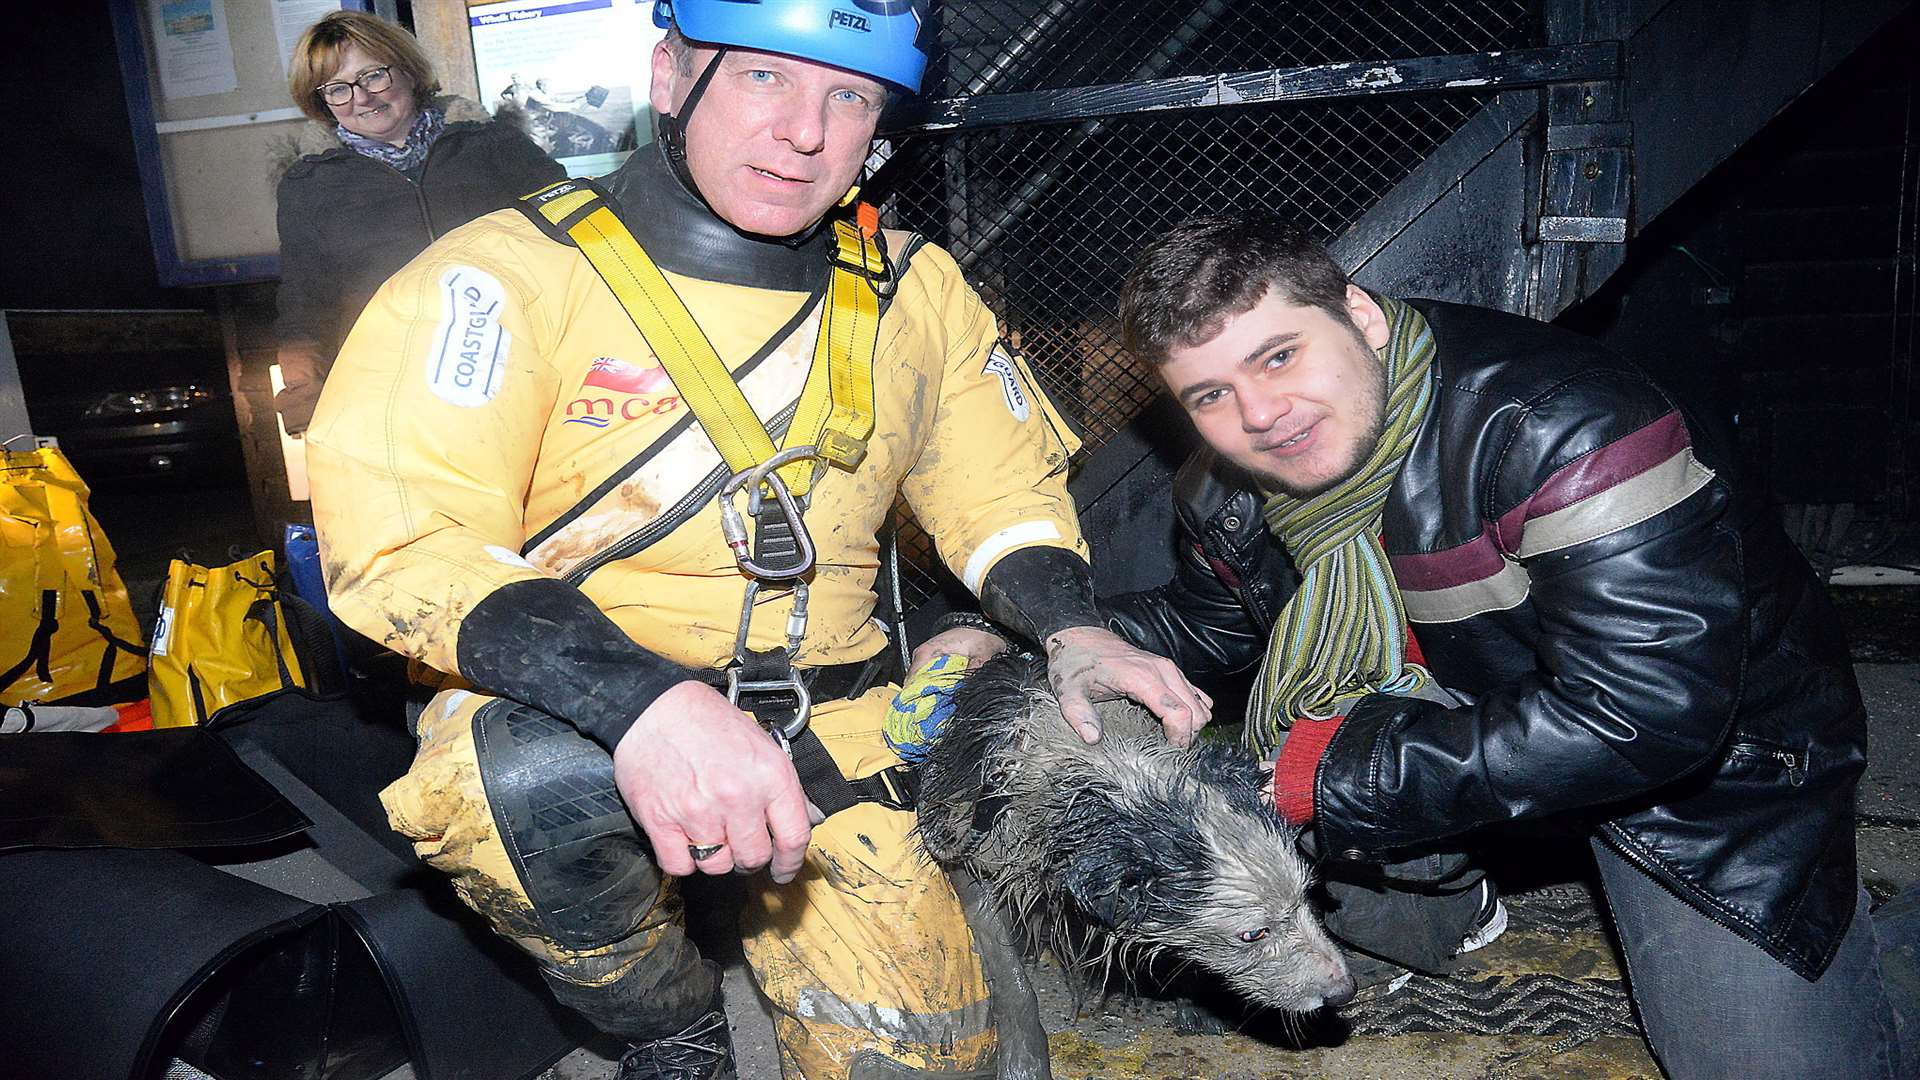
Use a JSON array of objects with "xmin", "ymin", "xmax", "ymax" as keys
[{"xmin": 652, "ymin": 0, "xmax": 930, "ymax": 95}]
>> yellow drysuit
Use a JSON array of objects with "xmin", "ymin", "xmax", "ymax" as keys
[{"xmin": 305, "ymin": 189, "xmax": 1082, "ymax": 1077}]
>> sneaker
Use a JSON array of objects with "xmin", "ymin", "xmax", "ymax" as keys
[
  {"xmin": 1454, "ymin": 879, "xmax": 1509, "ymax": 956},
  {"xmin": 616, "ymin": 1006, "xmax": 737, "ymax": 1080}
]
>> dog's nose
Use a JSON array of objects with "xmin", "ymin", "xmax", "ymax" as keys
[{"xmin": 1320, "ymin": 970, "xmax": 1358, "ymax": 1008}]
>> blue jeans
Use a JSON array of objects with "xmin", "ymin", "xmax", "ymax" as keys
[{"xmin": 1591, "ymin": 839, "xmax": 1908, "ymax": 1080}]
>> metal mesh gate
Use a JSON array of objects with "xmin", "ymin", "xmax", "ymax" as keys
[{"xmin": 872, "ymin": 0, "xmax": 1538, "ymax": 607}]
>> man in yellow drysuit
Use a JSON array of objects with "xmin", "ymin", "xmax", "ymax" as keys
[{"xmin": 305, "ymin": 3, "xmax": 1211, "ymax": 1077}]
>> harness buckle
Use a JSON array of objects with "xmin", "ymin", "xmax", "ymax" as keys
[
  {"xmin": 726, "ymin": 665, "xmax": 813, "ymax": 741},
  {"xmin": 830, "ymin": 217, "xmax": 895, "ymax": 298}
]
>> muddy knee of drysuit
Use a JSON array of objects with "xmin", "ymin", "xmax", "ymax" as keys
[
  {"xmin": 386, "ymin": 687, "xmax": 721, "ymax": 1040},
  {"xmin": 745, "ymin": 692, "xmax": 1002, "ymax": 1077},
  {"xmin": 543, "ymin": 950, "xmax": 723, "ymax": 1042}
]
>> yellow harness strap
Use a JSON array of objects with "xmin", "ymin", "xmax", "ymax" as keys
[{"xmin": 519, "ymin": 180, "xmax": 881, "ymax": 497}]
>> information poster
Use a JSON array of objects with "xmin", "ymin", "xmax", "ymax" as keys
[
  {"xmin": 149, "ymin": 0, "xmax": 239, "ymax": 100},
  {"xmin": 270, "ymin": 0, "xmax": 345, "ymax": 76},
  {"xmin": 469, "ymin": 0, "xmax": 664, "ymax": 178}
]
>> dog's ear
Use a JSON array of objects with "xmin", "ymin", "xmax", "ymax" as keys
[
  {"xmin": 1051, "ymin": 781, "xmax": 1162, "ymax": 929},
  {"xmin": 1057, "ymin": 809, "xmax": 1160, "ymax": 931},
  {"xmin": 1063, "ymin": 860, "xmax": 1156, "ymax": 930}
]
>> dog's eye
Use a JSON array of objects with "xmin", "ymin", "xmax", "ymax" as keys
[{"xmin": 1237, "ymin": 927, "xmax": 1270, "ymax": 943}]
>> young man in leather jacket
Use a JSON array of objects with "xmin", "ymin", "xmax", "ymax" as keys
[{"xmin": 1102, "ymin": 211, "xmax": 1907, "ymax": 1079}]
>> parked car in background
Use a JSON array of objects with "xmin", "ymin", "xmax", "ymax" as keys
[{"xmin": 7, "ymin": 309, "xmax": 244, "ymax": 489}]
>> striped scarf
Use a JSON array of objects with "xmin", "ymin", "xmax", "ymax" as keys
[
  {"xmin": 336, "ymin": 105, "xmax": 444, "ymax": 175},
  {"xmin": 1246, "ymin": 295, "xmax": 1436, "ymax": 750}
]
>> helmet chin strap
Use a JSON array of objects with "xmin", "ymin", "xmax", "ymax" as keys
[
  {"xmin": 655, "ymin": 43, "xmax": 865, "ymax": 247},
  {"xmin": 656, "ymin": 45, "xmax": 727, "ymax": 210}
]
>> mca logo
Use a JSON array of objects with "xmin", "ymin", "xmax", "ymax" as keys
[
  {"xmin": 565, "ymin": 357, "xmax": 682, "ymax": 426},
  {"xmin": 565, "ymin": 395, "xmax": 683, "ymax": 426}
]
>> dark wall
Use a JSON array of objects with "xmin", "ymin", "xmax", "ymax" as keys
[
  {"xmin": 0, "ymin": 3, "xmax": 211, "ymax": 311},
  {"xmin": 1561, "ymin": 9, "xmax": 1918, "ymax": 511}
]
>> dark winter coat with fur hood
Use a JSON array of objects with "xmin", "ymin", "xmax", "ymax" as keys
[
  {"xmin": 1106, "ymin": 299, "xmax": 1869, "ymax": 982},
  {"xmin": 271, "ymin": 95, "xmax": 564, "ymax": 362}
]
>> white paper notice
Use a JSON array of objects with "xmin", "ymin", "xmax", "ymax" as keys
[
  {"xmin": 271, "ymin": 0, "xmax": 344, "ymax": 76},
  {"xmin": 149, "ymin": 0, "xmax": 239, "ymax": 100}
]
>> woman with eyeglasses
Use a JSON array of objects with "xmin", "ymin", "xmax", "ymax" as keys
[{"xmin": 272, "ymin": 11, "xmax": 564, "ymax": 435}]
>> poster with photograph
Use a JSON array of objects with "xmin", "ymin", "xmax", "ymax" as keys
[
  {"xmin": 469, "ymin": 0, "xmax": 664, "ymax": 178},
  {"xmin": 149, "ymin": 0, "xmax": 239, "ymax": 100}
]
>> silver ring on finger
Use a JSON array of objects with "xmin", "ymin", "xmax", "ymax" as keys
[{"xmin": 688, "ymin": 841, "xmax": 726, "ymax": 862}]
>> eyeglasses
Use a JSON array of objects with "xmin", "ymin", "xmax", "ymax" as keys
[{"xmin": 316, "ymin": 66, "xmax": 393, "ymax": 106}]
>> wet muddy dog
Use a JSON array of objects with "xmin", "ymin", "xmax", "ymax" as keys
[{"xmin": 914, "ymin": 653, "xmax": 1355, "ymax": 1013}]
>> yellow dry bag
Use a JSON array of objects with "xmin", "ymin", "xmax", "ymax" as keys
[
  {"xmin": 1, "ymin": 445, "xmax": 147, "ymax": 706},
  {"xmin": 147, "ymin": 550, "xmax": 332, "ymax": 727}
]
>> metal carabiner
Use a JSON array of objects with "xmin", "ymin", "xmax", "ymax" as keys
[
  {"xmin": 726, "ymin": 580, "xmax": 814, "ymax": 741},
  {"xmin": 732, "ymin": 579, "xmax": 761, "ymax": 661},
  {"xmin": 719, "ymin": 447, "xmax": 819, "ymax": 581},
  {"xmin": 731, "ymin": 579, "xmax": 810, "ymax": 663},
  {"xmin": 720, "ymin": 448, "xmax": 820, "ymax": 739}
]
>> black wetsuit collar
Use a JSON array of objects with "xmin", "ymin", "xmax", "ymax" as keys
[{"xmin": 602, "ymin": 143, "xmax": 830, "ymax": 293}]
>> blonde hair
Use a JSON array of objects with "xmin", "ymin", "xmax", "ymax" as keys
[{"xmin": 287, "ymin": 11, "xmax": 440, "ymax": 124}]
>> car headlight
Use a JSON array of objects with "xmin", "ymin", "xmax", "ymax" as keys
[{"xmin": 84, "ymin": 385, "xmax": 215, "ymax": 417}]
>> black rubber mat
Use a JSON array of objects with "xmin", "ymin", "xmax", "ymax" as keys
[{"xmin": 1343, "ymin": 882, "xmax": 1641, "ymax": 1041}]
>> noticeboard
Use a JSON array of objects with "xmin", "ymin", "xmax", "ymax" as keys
[
  {"xmin": 110, "ymin": 0, "xmax": 370, "ymax": 288},
  {"xmin": 466, "ymin": 0, "xmax": 665, "ymax": 178}
]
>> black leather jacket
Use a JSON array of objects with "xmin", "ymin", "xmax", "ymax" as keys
[{"xmin": 1107, "ymin": 299, "xmax": 1867, "ymax": 980}]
